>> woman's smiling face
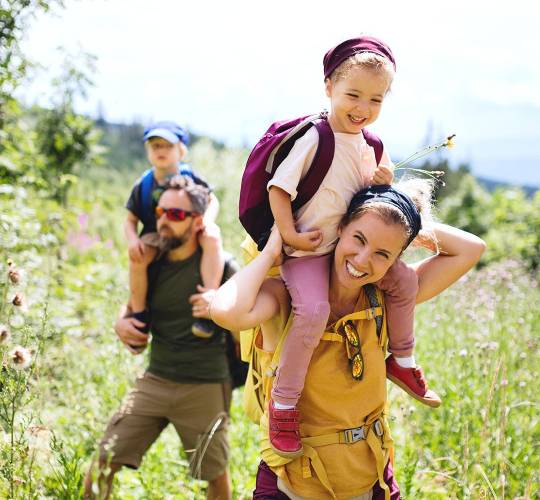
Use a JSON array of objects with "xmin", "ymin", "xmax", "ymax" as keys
[{"xmin": 333, "ymin": 211, "xmax": 408, "ymax": 290}]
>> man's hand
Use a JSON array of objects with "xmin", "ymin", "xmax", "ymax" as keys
[
  {"xmin": 128, "ymin": 237, "xmax": 146, "ymax": 263},
  {"xmin": 189, "ymin": 285, "xmax": 217, "ymax": 319},
  {"xmin": 371, "ymin": 164, "xmax": 394, "ymax": 185},
  {"xmin": 114, "ymin": 316, "xmax": 149, "ymax": 354}
]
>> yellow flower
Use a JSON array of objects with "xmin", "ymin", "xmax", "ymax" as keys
[{"xmin": 445, "ymin": 134, "xmax": 456, "ymax": 149}]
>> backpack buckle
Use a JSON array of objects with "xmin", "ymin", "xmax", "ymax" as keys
[
  {"xmin": 343, "ymin": 425, "xmax": 366, "ymax": 443},
  {"xmin": 373, "ymin": 419, "xmax": 384, "ymax": 437},
  {"xmin": 365, "ymin": 307, "xmax": 376, "ymax": 320}
]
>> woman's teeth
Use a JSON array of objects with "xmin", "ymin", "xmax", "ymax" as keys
[{"xmin": 346, "ymin": 261, "xmax": 367, "ymax": 279}]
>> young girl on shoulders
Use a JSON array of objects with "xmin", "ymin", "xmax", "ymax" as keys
[{"xmin": 265, "ymin": 36, "xmax": 441, "ymax": 458}]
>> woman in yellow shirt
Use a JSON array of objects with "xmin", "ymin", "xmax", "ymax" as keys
[{"xmin": 212, "ymin": 181, "xmax": 485, "ymax": 499}]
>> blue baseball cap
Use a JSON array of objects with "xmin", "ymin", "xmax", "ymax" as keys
[{"xmin": 143, "ymin": 121, "xmax": 190, "ymax": 145}]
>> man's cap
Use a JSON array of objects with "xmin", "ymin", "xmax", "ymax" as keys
[{"xmin": 143, "ymin": 121, "xmax": 190, "ymax": 145}]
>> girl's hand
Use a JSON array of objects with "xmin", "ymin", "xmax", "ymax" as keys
[
  {"xmin": 283, "ymin": 229, "xmax": 323, "ymax": 252},
  {"xmin": 371, "ymin": 165, "xmax": 394, "ymax": 185}
]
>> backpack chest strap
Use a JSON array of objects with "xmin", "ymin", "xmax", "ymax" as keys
[{"xmin": 298, "ymin": 414, "xmax": 393, "ymax": 500}]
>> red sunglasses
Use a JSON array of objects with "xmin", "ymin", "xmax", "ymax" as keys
[{"xmin": 155, "ymin": 206, "xmax": 199, "ymax": 221}]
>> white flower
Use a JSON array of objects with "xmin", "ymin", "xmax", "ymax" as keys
[{"xmin": 9, "ymin": 346, "xmax": 32, "ymax": 370}]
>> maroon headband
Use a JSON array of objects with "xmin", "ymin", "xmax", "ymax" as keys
[{"xmin": 323, "ymin": 36, "xmax": 396, "ymax": 79}]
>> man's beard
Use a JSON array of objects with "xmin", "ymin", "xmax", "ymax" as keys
[{"xmin": 157, "ymin": 224, "xmax": 192, "ymax": 252}]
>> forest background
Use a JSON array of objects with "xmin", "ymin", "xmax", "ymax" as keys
[{"xmin": 0, "ymin": 1, "xmax": 539, "ymax": 498}]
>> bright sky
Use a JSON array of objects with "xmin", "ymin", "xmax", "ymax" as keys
[{"xmin": 22, "ymin": 0, "xmax": 540, "ymax": 185}]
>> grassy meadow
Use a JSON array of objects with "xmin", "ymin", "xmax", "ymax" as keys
[{"xmin": 0, "ymin": 140, "xmax": 539, "ymax": 499}]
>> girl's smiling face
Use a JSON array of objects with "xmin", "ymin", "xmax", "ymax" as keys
[
  {"xmin": 325, "ymin": 66, "xmax": 390, "ymax": 134},
  {"xmin": 333, "ymin": 211, "xmax": 407, "ymax": 291}
]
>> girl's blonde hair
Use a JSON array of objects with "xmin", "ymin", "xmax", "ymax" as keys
[
  {"xmin": 330, "ymin": 52, "xmax": 395, "ymax": 92},
  {"xmin": 341, "ymin": 179, "xmax": 436, "ymax": 251}
]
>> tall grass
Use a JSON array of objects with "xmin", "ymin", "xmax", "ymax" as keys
[{"xmin": 0, "ymin": 146, "xmax": 538, "ymax": 498}]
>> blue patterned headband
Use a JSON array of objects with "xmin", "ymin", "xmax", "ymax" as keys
[{"xmin": 348, "ymin": 185, "xmax": 422, "ymax": 247}]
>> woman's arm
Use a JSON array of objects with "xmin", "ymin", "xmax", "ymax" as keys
[
  {"xmin": 210, "ymin": 229, "xmax": 284, "ymax": 331},
  {"xmin": 413, "ymin": 223, "xmax": 486, "ymax": 304}
]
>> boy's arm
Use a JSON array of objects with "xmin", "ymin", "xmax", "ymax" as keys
[
  {"xmin": 203, "ymin": 192, "xmax": 220, "ymax": 225},
  {"xmin": 124, "ymin": 211, "xmax": 145, "ymax": 261},
  {"xmin": 269, "ymin": 186, "xmax": 322, "ymax": 251}
]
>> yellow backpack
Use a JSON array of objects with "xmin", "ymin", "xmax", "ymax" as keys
[{"xmin": 240, "ymin": 283, "xmax": 384, "ymax": 425}]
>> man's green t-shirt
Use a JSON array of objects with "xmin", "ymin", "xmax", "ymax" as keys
[{"xmin": 147, "ymin": 249, "xmax": 238, "ymax": 383}]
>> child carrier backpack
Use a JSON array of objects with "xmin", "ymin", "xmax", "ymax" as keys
[
  {"xmin": 239, "ymin": 112, "xmax": 383, "ymax": 249},
  {"xmin": 139, "ymin": 162, "xmax": 194, "ymax": 229},
  {"xmin": 241, "ymin": 284, "xmax": 384, "ymax": 424}
]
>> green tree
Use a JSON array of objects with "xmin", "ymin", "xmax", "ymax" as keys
[
  {"xmin": 34, "ymin": 51, "xmax": 102, "ymax": 204},
  {"xmin": 439, "ymin": 174, "xmax": 493, "ymax": 237},
  {"xmin": 0, "ymin": 0, "xmax": 63, "ymax": 129}
]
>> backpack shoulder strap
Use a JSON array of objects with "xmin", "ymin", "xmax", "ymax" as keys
[
  {"xmin": 292, "ymin": 114, "xmax": 335, "ymax": 211},
  {"xmin": 362, "ymin": 129, "xmax": 384, "ymax": 166},
  {"xmin": 178, "ymin": 162, "xmax": 193, "ymax": 176},
  {"xmin": 363, "ymin": 284, "xmax": 383, "ymax": 342},
  {"xmin": 139, "ymin": 168, "xmax": 155, "ymax": 226}
]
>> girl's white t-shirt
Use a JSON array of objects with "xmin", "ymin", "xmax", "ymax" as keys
[{"xmin": 267, "ymin": 126, "xmax": 392, "ymax": 257}]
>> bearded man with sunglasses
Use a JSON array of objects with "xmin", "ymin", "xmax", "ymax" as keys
[{"xmin": 85, "ymin": 177, "xmax": 236, "ymax": 500}]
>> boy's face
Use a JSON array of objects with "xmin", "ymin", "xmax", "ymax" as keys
[
  {"xmin": 146, "ymin": 137, "xmax": 183, "ymax": 170},
  {"xmin": 325, "ymin": 66, "xmax": 390, "ymax": 134}
]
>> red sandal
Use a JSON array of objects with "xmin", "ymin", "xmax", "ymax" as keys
[{"xmin": 386, "ymin": 355, "xmax": 442, "ymax": 408}]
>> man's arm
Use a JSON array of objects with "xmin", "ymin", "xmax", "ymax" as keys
[{"xmin": 114, "ymin": 304, "xmax": 149, "ymax": 354}]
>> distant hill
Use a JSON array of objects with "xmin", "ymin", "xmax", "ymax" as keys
[
  {"xmin": 95, "ymin": 119, "xmax": 225, "ymax": 171},
  {"xmin": 477, "ymin": 176, "xmax": 538, "ymax": 197},
  {"xmin": 95, "ymin": 119, "xmax": 538, "ymax": 197}
]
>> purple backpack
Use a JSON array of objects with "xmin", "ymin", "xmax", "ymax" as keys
[{"xmin": 239, "ymin": 112, "xmax": 383, "ymax": 249}]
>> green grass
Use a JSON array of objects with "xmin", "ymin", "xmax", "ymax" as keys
[{"xmin": 0, "ymin": 150, "xmax": 538, "ymax": 498}]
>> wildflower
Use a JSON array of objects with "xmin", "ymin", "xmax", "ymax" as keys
[
  {"xmin": 393, "ymin": 133, "xmax": 456, "ymax": 181},
  {"xmin": 12, "ymin": 292, "xmax": 25, "ymax": 307},
  {"xmin": 9, "ymin": 346, "xmax": 33, "ymax": 370},
  {"xmin": 459, "ymin": 348, "xmax": 468, "ymax": 357},
  {"xmin": 445, "ymin": 134, "xmax": 456, "ymax": 148},
  {"xmin": 0, "ymin": 324, "xmax": 10, "ymax": 345},
  {"xmin": 8, "ymin": 267, "xmax": 22, "ymax": 284}
]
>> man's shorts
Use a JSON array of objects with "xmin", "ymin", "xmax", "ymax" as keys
[{"xmin": 99, "ymin": 371, "xmax": 231, "ymax": 481}]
